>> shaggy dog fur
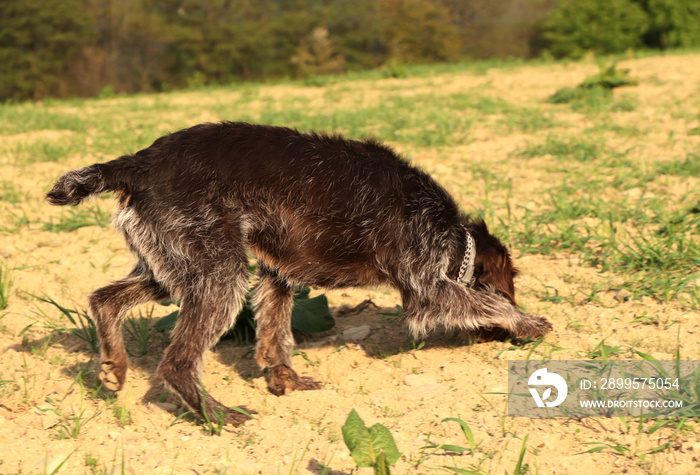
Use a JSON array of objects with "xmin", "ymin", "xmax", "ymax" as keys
[{"xmin": 46, "ymin": 122, "xmax": 552, "ymax": 425}]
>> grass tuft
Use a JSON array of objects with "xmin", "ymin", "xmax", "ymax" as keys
[{"xmin": 0, "ymin": 260, "xmax": 13, "ymax": 310}]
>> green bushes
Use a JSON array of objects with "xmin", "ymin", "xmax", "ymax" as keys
[
  {"xmin": 644, "ymin": 0, "xmax": 700, "ymax": 48},
  {"xmin": 541, "ymin": 0, "xmax": 700, "ymax": 58},
  {"xmin": 542, "ymin": 0, "xmax": 648, "ymax": 58}
]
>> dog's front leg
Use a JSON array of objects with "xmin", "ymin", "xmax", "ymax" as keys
[{"xmin": 253, "ymin": 268, "xmax": 322, "ymax": 395}]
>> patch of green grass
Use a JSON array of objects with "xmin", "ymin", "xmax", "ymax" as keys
[
  {"xmin": 41, "ymin": 204, "xmax": 110, "ymax": 232},
  {"xmin": 236, "ymin": 92, "xmax": 524, "ymax": 147},
  {"xmin": 11, "ymin": 139, "xmax": 75, "ymax": 164},
  {"xmin": 0, "ymin": 104, "xmax": 87, "ymax": 135},
  {"xmin": 504, "ymin": 138, "xmax": 700, "ymax": 307},
  {"xmin": 0, "ymin": 180, "xmax": 26, "ymax": 203},
  {"xmin": 500, "ymin": 108, "xmax": 561, "ymax": 133},
  {"xmin": 656, "ymin": 152, "xmax": 700, "ymax": 177},
  {"xmin": 0, "ymin": 208, "xmax": 30, "ymax": 233},
  {"xmin": 515, "ymin": 134, "xmax": 604, "ymax": 162}
]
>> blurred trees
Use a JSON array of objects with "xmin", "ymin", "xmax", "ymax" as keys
[
  {"xmin": 379, "ymin": 0, "xmax": 460, "ymax": 64},
  {"xmin": 541, "ymin": 0, "xmax": 649, "ymax": 58},
  {"xmin": 540, "ymin": 0, "xmax": 700, "ymax": 58},
  {"xmin": 1, "ymin": 0, "xmax": 699, "ymax": 101},
  {"xmin": 641, "ymin": 0, "xmax": 700, "ymax": 48},
  {"xmin": 0, "ymin": 0, "xmax": 92, "ymax": 100}
]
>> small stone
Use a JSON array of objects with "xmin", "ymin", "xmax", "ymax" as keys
[
  {"xmin": 108, "ymin": 431, "xmax": 121, "ymax": 440},
  {"xmin": 338, "ymin": 325, "xmax": 371, "ymax": 342},
  {"xmin": 615, "ymin": 289, "xmax": 632, "ymax": 303},
  {"xmin": 153, "ymin": 402, "xmax": 178, "ymax": 413},
  {"xmin": 404, "ymin": 374, "xmax": 437, "ymax": 386},
  {"xmin": 405, "ymin": 383, "xmax": 450, "ymax": 397},
  {"xmin": 40, "ymin": 414, "xmax": 61, "ymax": 430}
]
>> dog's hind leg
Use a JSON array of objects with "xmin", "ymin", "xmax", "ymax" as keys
[
  {"xmin": 88, "ymin": 263, "xmax": 170, "ymax": 391},
  {"xmin": 253, "ymin": 266, "xmax": 322, "ymax": 395},
  {"xmin": 156, "ymin": 266, "xmax": 254, "ymax": 426}
]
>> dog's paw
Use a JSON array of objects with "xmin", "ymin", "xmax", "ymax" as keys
[
  {"xmin": 514, "ymin": 315, "xmax": 553, "ymax": 340},
  {"xmin": 292, "ymin": 376, "xmax": 323, "ymax": 391},
  {"xmin": 224, "ymin": 406, "xmax": 257, "ymax": 427},
  {"xmin": 267, "ymin": 365, "xmax": 322, "ymax": 396},
  {"xmin": 99, "ymin": 361, "xmax": 127, "ymax": 391}
]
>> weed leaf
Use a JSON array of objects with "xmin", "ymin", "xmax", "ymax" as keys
[
  {"xmin": 514, "ymin": 434, "xmax": 528, "ymax": 475},
  {"xmin": 291, "ymin": 293, "xmax": 335, "ymax": 332},
  {"xmin": 342, "ymin": 409, "xmax": 401, "ymax": 469},
  {"xmin": 421, "ymin": 444, "xmax": 470, "ymax": 453},
  {"xmin": 441, "ymin": 417, "xmax": 475, "ymax": 452},
  {"xmin": 342, "ymin": 409, "xmax": 374, "ymax": 467},
  {"xmin": 154, "ymin": 310, "xmax": 179, "ymax": 332},
  {"xmin": 368, "ymin": 423, "xmax": 402, "ymax": 466}
]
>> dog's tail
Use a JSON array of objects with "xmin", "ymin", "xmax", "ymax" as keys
[{"xmin": 46, "ymin": 155, "xmax": 140, "ymax": 206}]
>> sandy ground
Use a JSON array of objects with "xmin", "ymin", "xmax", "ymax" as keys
[{"xmin": 0, "ymin": 53, "xmax": 699, "ymax": 474}]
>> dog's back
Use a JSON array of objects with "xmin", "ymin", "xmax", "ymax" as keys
[
  {"xmin": 126, "ymin": 122, "xmax": 458, "ymax": 224},
  {"xmin": 48, "ymin": 122, "xmax": 464, "ymax": 289}
]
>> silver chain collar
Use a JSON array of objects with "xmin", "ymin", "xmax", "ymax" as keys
[{"xmin": 457, "ymin": 229, "xmax": 476, "ymax": 286}]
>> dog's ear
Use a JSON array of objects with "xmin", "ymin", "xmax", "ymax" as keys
[{"xmin": 471, "ymin": 221, "xmax": 518, "ymax": 305}]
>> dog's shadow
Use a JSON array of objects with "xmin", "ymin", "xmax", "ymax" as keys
[
  {"xmin": 209, "ymin": 303, "xmax": 515, "ymax": 389},
  {"xmin": 14, "ymin": 302, "xmax": 515, "ymax": 422}
]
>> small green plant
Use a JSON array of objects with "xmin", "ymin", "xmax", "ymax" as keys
[
  {"xmin": 514, "ymin": 434, "xmax": 530, "ymax": 475},
  {"xmin": 42, "ymin": 448, "xmax": 78, "ymax": 475},
  {"xmin": 84, "ymin": 453, "xmax": 101, "ymax": 474},
  {"xmin": 201, "ymin": 405, "xmax": 227, "ymax": 437},
  {"xmin": 42, "ymin": 376, "xmax": 99, "ymax": 439},
  {"xmin": 547, "ymin": 62, "xmax": 637, "ymax": 106},
  {"xmin": 0, "ymin": 260, "xmax": 12, "ymax": 310},
  {"xmin": 586, "ymin": 337, "xmax": 625, "ymax": 360},
  {"xmin": 111, "ymin": 385, "xmax": 134, "ymax": 427},
  {"xmin": 124, "ymin": 307, "xmax": 154, "ymax": 357},
  {"xmin": 342, "ymin": 409, "xmax": 402, "ymax": 474},
  {"xmin": 580, "ymin": 437, "xmax": 631, "ymax": 456},
  {"xmin": 32, "ymin": 295, "xmax": 99, "ymax": 354},
  {"xmin": 421, "ymin": 417, "xmax": 479, "ymax": 456},
  {"xmin": 198, "ymin": 385, "xmax": 255, "ymax": 435},
  {"xmin": 112, "ymin": 404, "xmax": 133, "ymax": 428}
]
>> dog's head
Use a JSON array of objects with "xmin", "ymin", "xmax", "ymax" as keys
[{"xmin": 469, "ymin": 221, "xmax": 518, "ymax": 305}]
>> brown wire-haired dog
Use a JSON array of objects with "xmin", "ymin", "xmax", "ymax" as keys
[{"xmin": 47, "ymin": 122, "xmax": 552, "ymax": 425}]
